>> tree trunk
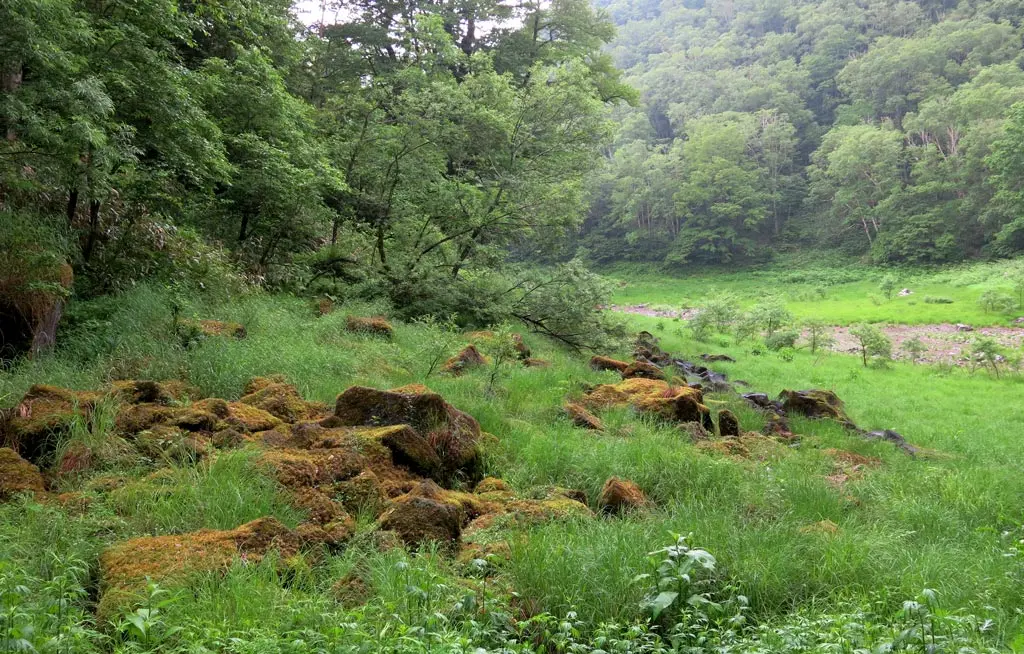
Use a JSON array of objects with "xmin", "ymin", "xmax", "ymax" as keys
[
  {"xmin": 1, "ymin": 62, "xmax": 22, "ymax": 141},
  {"xmin": 66, "ymin": 188, "xmax": 79, "ymax": 225},
  {"xmin": 83, "ymin": 199, "xmax": 101, "ymax": 262}
]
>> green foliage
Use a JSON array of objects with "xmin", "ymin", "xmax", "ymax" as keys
[
  {"xmin": 765, "ymin": 329, "xmax": 799, "ymax": 352},
  {"xmin": 880, "ymin": 274, "xmax": 898, "ymax": 301},
  {"xmin": 924, "ymin": 296, "xmax": 955, "ymax": 304},
  {"xmin": 582, "ymin": 0, "xmax": 1024, "ymax": 265},
  {"xmin": 977, "ymin": 290, "xmax": 1017, "ymax": 315},
  {"xmin": 902, "ymin": 336, "xmax": 927, "ymax": 363},
  {"xmin": 849, "ymin": 323, "xmax": 893, "ymax": 367},
  {"xmin": 802, "ymin": 318, "xmax": 836, "ymax": 355}
]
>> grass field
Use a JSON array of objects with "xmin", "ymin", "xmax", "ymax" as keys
[
  {"xmin": 606, "ymin": 257, "xmax": 1024, "ymax": 326},
  {"xmin": 2, "ymin": 285, "xmax": 1023, "ymax": 652}
]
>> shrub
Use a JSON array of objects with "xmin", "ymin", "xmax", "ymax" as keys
[
  {"xmin": 699, "ymin": 294, "xmax": 741, "ymax": 333},
  {"xmin": 849, "ymin": 323, "xmax": 892, "ymax": 367},
  {"xmin": 977, "ymin": 290, "xmax": 1016, "ymax": 315},
  {"xmin": 765, "ymin": 329, "xmax": 799, "ymax": 351},
  {"xmin": 801, "ymin": 318, "xmax": 835, "ymax": 355},
  {"xmin": 749, "ymin": 297, "xmax": 793, "ymax": 340},
  {"xmin": 923, "ymin": 296, "xmax": 954, "ymax": 304},
  {"xmin": 901, "ymin": 336, "xmax": 927, "ymax": 363},
  {"xmin": 879, "ymin": 274, "xmax": 898, "ymax": 301}
]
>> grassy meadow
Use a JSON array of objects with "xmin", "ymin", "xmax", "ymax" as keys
[
  {"xmin": 606, "ymin": 257, "xmax": 1024, "ymax": 326},
  {"xmin": 2, "ymin": 284, "xmax": 1024, "ymax": 652}
]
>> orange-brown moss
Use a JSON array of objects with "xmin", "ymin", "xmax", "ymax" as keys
[
  {"xmin": 97, "ymin": 517, "xmax": 301, "ymax": 619},
  {"xmin": 563, "ymin": 402, "xmax": 604, "ymax": 431},
  {"xmin": 0, "ymin": 447, "xmax": 45, "ymax": 498},
  {"xmin": 109, "ymin": 380, "xmax": 199, "ymax": 405},
  {"xmin": 511, "ymin": 334, "xmax": 531, "ymax": 360},
  {"xmin": 442, "ymin": 345, "xmax": 488, "ymax": 376},
  {"xmin": 334, "ymin": 470, "xmax": 386, "ymax": 515},
  {"xmin": 4, "ymin": 385, "xmax": 99, "ymax": 460},
  {"xmin": 181, "ymin": 319, "xmax": 247, "ymax": 339},
  {"xmin": 346, "ymin": 316, "xmax": 394, "ymax": 339},
  {"xmin": 240, "ymin": 381, "xmax": 325, "ymax": 423},
  {"xmin": 589, "ymin": 356, "xmax": 630, "ymax": 373},
  {"xmin": 621, "ymin": 360, "xmax": 665, "ymax": 380},
  {"xmin": 598, "ymin": 477, "xmax": 648, "ymax": 515},
  {"xmin": 523, "ymin": 358, "xmax": 551, "ymax": 368},
  {"xmin": 222, "ymin": 402, "xmax": 282, "ymax": 432},
  {"xmin": 259, "ymin": 447, "xmax": 367, "ymax": 488},
  {"xmin": 584, "ymin": 378, "xmax": 711, "ymax": 428}
]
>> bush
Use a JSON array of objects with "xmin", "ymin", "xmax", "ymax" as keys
[
  {"xmin": 765, "ymin": 329, "xmax": 798, "ymax": 351},
  {"xmin": 849, "ymin": 323, "xmax": 892, "ymax": 367},
  {"xmin": 749, "ymin": 297, "xmax": 793, "ymax": 340},
  {"xmin": 923, "ymin": 296, "xmax": 954, "ymax": 304},
  {"xmin": 977, "ymin": 290, "xmax": 1016, "ymax": 315},
  {"xmin": 902, "ymin": 336, "xmax": 927, "ymax": 362},
  {"xmin": 801, "ymin": 318, "xmax": 835, "ymax": 354},
  {"xmin": 879, "ymin": 274, "xmax": 897, "ymax": 301},
  {"xmin": 699, "ymin": 294, "xmax": 741, "ymax": 333}
]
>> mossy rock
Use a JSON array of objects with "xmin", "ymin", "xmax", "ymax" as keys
[
  {"xmin": 598, "ymin": 477, "xmax": 649, "ymax": 515},
  {"xmin": 563, "ymin": 402, "xmax": 603, "ymax": 431},
  {"xmin": 3, "ymin": 385, "xmax": 99, "ymax": 462},
  {"xmin": 333, "ymin": 385, "xmax": 483, "ymax": 482},
  {"xmin": 442, "ymin": 345, "xmax": 488, "ymax": 376},
  {"xmin": 621, "ymin": 360, "xmax": 665, "ymax": 380},
  {"xmin": 779, "ymin": 390, "xmax": 855, "ymax": 428},
  {"xmin": 0, "ymin": 447, "xmax": 45, "ymax": 499},
  {"xmin": 97, "ymin": 517, "xmax": 303, "ymax": 620},
  {"xmin": 584, "ymin": 378, "xmax": 712, "ymax": 431},
  {"xmin": 589, "ymin": 355, "xmax": 630, "ymax": 373},
  {"xmin": 717, "ymin": 409, "xmax": 740, "ymax": 438},
  {"xmin": 345, "ymin": 316, "xmax": 394, "ymax": 339},
  {"xmin": 109, "ymin": 380, "xmax": 199, "ymax": 405},
  {"xmin": 240, "ymin": 380, "xmax": 325, "ymax": 423}
]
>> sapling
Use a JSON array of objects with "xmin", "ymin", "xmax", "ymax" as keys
[{"xmin": 850, "ymin": 323, "xmax": 892, "ymax": 367}]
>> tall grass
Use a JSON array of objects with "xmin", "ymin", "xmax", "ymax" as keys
[{"xmin": 2, "ymin": 284, "xmax": 1024, "ymax": 644}]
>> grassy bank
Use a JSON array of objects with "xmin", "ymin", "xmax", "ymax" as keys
[{"xmin": 1, "ymin": 286, "xmax": 1022, "ymax": 651}]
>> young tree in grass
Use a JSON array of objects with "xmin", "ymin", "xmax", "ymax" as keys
[
  {"xmin": 750, "ymin": 297, "xmax": 792, "ymax": 340},
  {"xmin": 969, "ymin": 336, "xmax": 1004, "ymax": 377},
  {"xmin": 901, "ymin": 336, "xmax": 927, "ymax": 363},
  {"xmin": 802, "ymin": 318, "xmax": 835, "ymax": 355},
  {"xmin": 879, "ymin": 274, "xmax": 898, "ymax": 301},
  {"xmin": 850, "ymin": 323, "xmax": 892, "ymax": 367}
]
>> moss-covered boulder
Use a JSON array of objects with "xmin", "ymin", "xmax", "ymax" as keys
[
  {"xmin": 621, "ymin": 360, "xmax": 665, "ymax": 380},
  {"xmin": 442, "ymin": 345, "xmax": 488, "ymax": 376},
  {"xmin": 779, "ymin": 390, "xmax": 855, "ymax": 428},
  {"xmin": 98, "ymin": 517, "xmax": 303, "ymax": 619},
  {"xmin": 0, "ymin": 447, "xmax": 45, "ymax": 499},
  {"xmin": 346, "ymin": 316, "xmax": 394, "ymax": 339},
  {"xmin": 3, "ymin": 385, "xmax": 99, "ymax": 462},
  {"xmin": 379, "ymin": 482, "xmax": 470, "ymax": 547},
  {"xmin": 584, "ymin": 379, "xmax": 712, "ymax": 430},
  {"xmin": 332, "ymin": 385, "xmax": 482, "ymax": 482},
  {"xmin": 717, "ymin": 409, "xmax": 740, "ymax": 438},
  {"xmin": 240, "ymin": 379, "xmax": 326, "ymax": 423},
  {"xmin": 599, "ymin": 477, "xmax": 648, "ymax": 515},
  {"xmin": 563, "ymin": 402, "xmax": 604, "ymax": 431},
  {"xmin": 589, "ymin": 355, "xmax": 630, "ymax": 373},
  {"xmin": 109, "ymin": 380, "xmax": 199, "ymax": 405},
  {"xmin": 180, "ymin": 319, "xmax": 246, "ymax": 339}
]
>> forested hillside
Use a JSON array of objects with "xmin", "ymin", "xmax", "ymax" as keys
[
  {"xmin": 581, "ymin": 0, "xmax": 1024, "ymax": 266},
  {"xmin": 1, "ymin": 0, "xmax": 632, "ymax": 359}
]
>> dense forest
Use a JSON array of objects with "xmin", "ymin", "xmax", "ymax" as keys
[
  {"xmin": 0, "ymin": 0, "xmax": 635, "ymax": 357},
  {"xmin": 580, "ymin": 0, "xmax": 1024, "ymax": 266}
]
